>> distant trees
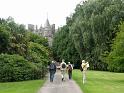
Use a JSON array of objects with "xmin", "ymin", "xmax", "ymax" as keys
[
  {"xmin": 0, "ymin": 17, "xmax": 50, "ymax": 82},
  {"xmin": 52, "ymin": 26, "xmax": 80, "ymax": 68},
  {"xmin": 52, "ymin": 0, "xmax": 124, "ymax": 72}
]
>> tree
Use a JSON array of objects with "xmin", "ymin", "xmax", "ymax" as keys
[
  {"xmin": 52, "ymin": 0, "xmax": 124, "ymax": 71},
  {"xmin": 0, "ymin": 17, "xmax": 51, "ymax": 81},
  {"xmin": 106, "ymin": 22, "xmax": 124, "ymax": 72}
]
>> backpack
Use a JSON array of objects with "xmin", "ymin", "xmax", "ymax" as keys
[
  {"xmin": 62, "ymin": 63, "xmax": 66, "ymax": 68},
  {"xmin": 49, "ymin": 63, "xmax": 55, "ymax": 70},
  {"xmin": 68, "ymin": 64, "xmax": 72, "ymax": 71}
]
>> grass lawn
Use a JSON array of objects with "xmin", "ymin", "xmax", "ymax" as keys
[
  {"xmin": 73, "ymin": 70, "xmax": 124, "ymax": 93},
  {"xmin": 0, "ymin": 80, "xmax": 45, "ymax": 93}
]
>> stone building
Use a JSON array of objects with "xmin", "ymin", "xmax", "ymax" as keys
[{"xmin": 28, "ymin": 18, "xmax": 55, "ymax": 46}]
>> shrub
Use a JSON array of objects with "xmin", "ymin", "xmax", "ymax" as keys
[
  {"xmin": 26, "ymin": 42, "xmax": 49, "ymax": 77},
  {"xmin": 0, "ymin": 54, "xmax": 42, "ymax": 82},
  {"xmin": 107, "ymin": 57, "xmax": 124, "ymax": 72}
]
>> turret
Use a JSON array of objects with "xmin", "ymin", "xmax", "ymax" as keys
[{"xmin": 28, "ymin": 24, "xmax": 34, "ymax": 32}]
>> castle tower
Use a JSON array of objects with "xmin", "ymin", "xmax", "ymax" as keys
[
  {"xmin": 44, "ymin": 18, "xmax": 52, "ymax": 37},
  {"xmin": 43, "ymin": 18, "xmax": 54, "ymax": 46},
  {"xmin": 28, "ymin": 24, "xmax": 34, "ymax": 32},
  {"xmin": 28, "ymin": 18, "xmax": 55, "ymax": 47}
]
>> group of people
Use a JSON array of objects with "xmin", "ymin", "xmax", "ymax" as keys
[
  {"xmin": 60, "ymin": 59, "xmax": 73, "ymax": 81},
  {"xmin": 49, "ymin": 59, "xmax": 89, "ymax": 84},
  {"xmin": 49, "ymin": 59, "xmax": 73, "ymax": 82}
]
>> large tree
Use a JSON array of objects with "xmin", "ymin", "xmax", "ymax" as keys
[
  {"xmin": 52, "ymin": 0, "xmax": 124, "ymax": 71},
  {"xmin": 0, "ymin": 17, "xmax": 50, "ymax": 82}
]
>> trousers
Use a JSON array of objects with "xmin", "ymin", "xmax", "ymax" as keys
[{"xmin": 49, "ymin": 70, "xmax": 56, "ymax": 82}]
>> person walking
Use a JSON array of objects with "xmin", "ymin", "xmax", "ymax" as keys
[
  {"xmin": 49, "ymin": 61, "xmax": 56, "ymax": 82},
  {"xmin": 60, "ymin": 59, "xmax": 66, "ymax": 81},
  {"xmin": 67, "ymin": 62, "xmax": 73, "ymax": 80},
  {"xmin": 81, "ymin": 60, "xmax": 89, "ymax": 84}
]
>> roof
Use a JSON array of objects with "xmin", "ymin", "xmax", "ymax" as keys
[{"xmin": 44, "ymin": 18, "xmax": 50, "ymax": 27}]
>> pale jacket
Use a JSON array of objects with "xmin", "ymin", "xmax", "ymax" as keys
[{"xmin": 81, "ymin": 63, "xmax": 89, "ymax": 71}]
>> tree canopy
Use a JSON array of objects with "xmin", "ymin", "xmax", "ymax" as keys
[
  {"xmin": 52, "ymin": 0, "xmax": 124, "ymax": 71},
  {"xmin": 0, "ymin": 17, "xmax": 50, "ymax": 82}
]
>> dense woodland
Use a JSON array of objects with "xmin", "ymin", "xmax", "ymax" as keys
[
  {"xmin": 52, "ymin": 0, "xmax": 124, "ymax": 72},
  {"xmin": 0, "ymin": 17, "xmax": 50, "ymax": 82}
]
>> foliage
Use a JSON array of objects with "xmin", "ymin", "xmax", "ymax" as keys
[
  {"xmin": 26, "ymin": 42, "xmax": 49, "ymax": 77},
  {"xmin": 52, "ymin": 0, "xmax": 124, "ymax": 71},
  {"xmin": 27, "ymin": 42, "xmax": 49, "ymax": 62},
  {"xmin": 106, "ymin": 22, "xmax": 124, "ymax": 72},
  {"xmin": 0, "ymin": 27, "xmax": 11, "ymax": 53},
  {"xmin": 27, "ymin": 32, "xmax": 48, "ymax": 47},
  {"xmin": 0, "ymin": 17, "xmax": 28, "ymax": 56},
  {"xmin": 0, "ymin": 17, "xmax": 50, "ymax": 82},
  {"xmin": 0, "ymin": 54, "xmax": 42, "ymax": 82},
  {"xmin": 52, "ymin": 26, "xmax": 80, "ymax": 68}
]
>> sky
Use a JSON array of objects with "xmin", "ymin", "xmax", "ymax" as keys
[{"xmin": 0, "ymin": 0, "xmax": 84, "ymax": 29}]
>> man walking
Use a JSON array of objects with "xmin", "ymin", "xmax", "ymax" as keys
[
  {"xmin": 60, "ymin": 59, "xmax": 66, "ymax": 81},
  {"xmin": 67, "ymin": 62, "xmax": 73, "ymax": 80},
  {"xmin": 81, "ymin": 60, "xmax": 89, "ymax": 84},
  {"xmin": 49, "ymin": 61, "xmax": 56, "ymax": 82}
]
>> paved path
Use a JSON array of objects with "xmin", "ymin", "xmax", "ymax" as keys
[{"xmin": 38, "ymin": 70, "xmax": 83, "ymax": 93}]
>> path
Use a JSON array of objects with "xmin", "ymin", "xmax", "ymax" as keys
[{"xmin": 38, "ymin": 70, "xmax": 83, "ymax": 93}]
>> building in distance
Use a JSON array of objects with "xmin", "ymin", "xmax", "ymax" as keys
[{"xmin": 28, "ymin": 18, "xmax": 56, "ymax": 46}]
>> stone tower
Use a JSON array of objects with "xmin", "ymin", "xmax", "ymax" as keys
[
  {"xmin": 43, "ymin": 18, "xmax": 55, "ymax": 46},
  {"xmin": 28, "ymin": 18, "xmax": 55, "ymax": 46}
]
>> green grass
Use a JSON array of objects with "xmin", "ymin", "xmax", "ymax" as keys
[
  {"xmin": 73, "ymin": 70, "xmax": 124, "ymax": 93},
  {"xmin": 0, "ymin": 80, "xmax": 45, "ymax": 93}
]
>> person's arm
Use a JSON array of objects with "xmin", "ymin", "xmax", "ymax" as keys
[
  {"xmin": 81, "ymin": 63, "xmax": 83, "ymax": 69},
  {"xmin": 85, "ymin": 62, "xmax": 89, "ymax": 68},
  {"xmin": 71, "ymin": 64, "xmax": 73, "ymax": 69},
  {"xmin": 60, "ymin": 63, "xmax": 62, "ymax": 70},
  {"xmin": 55, "ymin": 64, "xmax": 57, "ymax": 72}
]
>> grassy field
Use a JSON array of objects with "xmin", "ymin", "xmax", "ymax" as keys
[
  {"xmin": 0, "ymin": 80, "xmax": 45, "ymax": 93},
  {"xmin": 73, "ymin": 70, "xmax": 124, "ymax": 93}
]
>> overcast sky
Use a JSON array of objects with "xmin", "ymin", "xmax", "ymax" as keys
[{"xmin": 0, "ymin": 0, "xmax": 84, "ymax": 29}]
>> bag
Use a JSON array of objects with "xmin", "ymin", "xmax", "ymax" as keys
[
  {"xmin": 87, "ymin": 63, "xmax": 89, "ymax": 68},
  {"xmin": 68, "ymin": 65, "xmax": 72, "ymax": 71},
  {"xmin": 49, "ymin": 63, "xmax": 55, "ymax": 70},
  {"xmin": 62, "ymin": 63, "xmax": 66, "ymax": 68}
]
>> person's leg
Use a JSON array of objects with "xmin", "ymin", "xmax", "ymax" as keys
[
  {"xmin": 52, "ymin": 71, "xmax": 56, "ymax": 81},
  {"xmin": 83, "ymin": 71, "xmax": 86, "ymax": 84},
  {"xmin": 83, "ymin": 71, "xmax": 85, "ymax": 84},
  {"xmin": 63, "ymin": 70, "xmax": 66, "ymax": 80},
  {"xmin": 69, "ymin": 71, "xmax": 72, "ymax": 79},
  {"xmin": 84, "ymin": 72, "xmax": 86, "ymax": 82},
  {"xmin": 68, "ymin": 71, "xmax": 70, "ymax": 79},
  {"xmin": 51, "ymin": 71, "xmax": 55, "ymax": 82},
  {"xmin": 50, "ymin": 71, "xmax": 52, "ymax": 82},
  {"xmin": 68, "ymin": 72, "xmax": 70, "ymax": 79},
  {"xmin": 61, "ymin": 70, "xmax": 64, "ymax": 81}
]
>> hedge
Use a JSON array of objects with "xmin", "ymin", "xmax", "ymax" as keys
[{"xmin": 0, "ymin": 54, "xmax": 42, "ymax": 82}]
